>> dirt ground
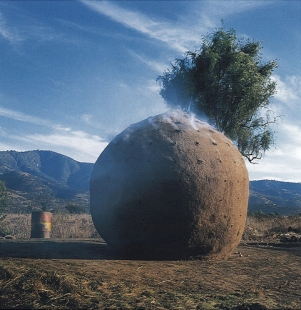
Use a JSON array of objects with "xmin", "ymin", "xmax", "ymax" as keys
[{"xmin": 0, "ymin": 238, "xmax": 300, "ymax": 309}]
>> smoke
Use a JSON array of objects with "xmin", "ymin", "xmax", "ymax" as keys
[
  {"xmin": 158, "ymin": 109, "xmax": 212, "ymax": 132},
  {"xmin": 188, "ymin": 113, "xmax": 199, "ymax": 130},
  {"xmin": 116, "ymin": 109, "xmax": 216, "ymax": 153}
]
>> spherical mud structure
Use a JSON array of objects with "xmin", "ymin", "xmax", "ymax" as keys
[{"xmin": 90, "ymin": 110, "xmax": 249, "ymax": 259}]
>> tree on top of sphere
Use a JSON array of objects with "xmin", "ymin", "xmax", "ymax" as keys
[{"xmin": 157, "ymin": 27, "xmax": 279, "ymax": 163}]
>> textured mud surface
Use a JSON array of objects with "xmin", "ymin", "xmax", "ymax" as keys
[
  {"xmin": 90, "ymin": 110, "xmax": 249, "ymax": 259},
  {"xmin": 0, "ymin": 238, "xmax": 300, "ymax": 309}
]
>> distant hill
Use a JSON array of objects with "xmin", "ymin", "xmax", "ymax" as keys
[
  {"xmin": 0, "ymin": 150, "xmax": 93, "ymax": 212},
  {"xmin": 0, "ymin": 150, "xmax": 300, "ymax": 215},
  {"xmin": 0, "ymin": 150, "xmax": 93, "ymax": 190},
  {"xmin": 248, "ymin": 180, "xmax": 301, "ymax": 215}
]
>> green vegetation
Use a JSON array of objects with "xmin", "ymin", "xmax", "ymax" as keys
[
  {"xmin": 65, "ymin": 202, "xmax": 88, "ymax": 214},
  {"xmin": 157, "ymin": 27, "xmax": 279, "ymax": 162},
  {"xmin": 248, "ymin": 210, "xmax": 281, "ymax": 217}
]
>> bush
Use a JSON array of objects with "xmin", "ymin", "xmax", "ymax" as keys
[{"xmin": 65, "ymin": 203, "xmax": 88, "ymax": 214}]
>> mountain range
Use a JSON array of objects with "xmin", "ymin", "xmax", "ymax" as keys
[
  {"xmin": 0, "ymin": 150, "xmax": 93, "ymax": 213},
  {"xmin": 249, "ymin": 180, "xmax": 301, "ymax": 215},
  {"xmin": 0, "ymin": 150, "xmax": 300, "ymax": 215}
]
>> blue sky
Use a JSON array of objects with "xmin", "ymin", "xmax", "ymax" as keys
[{"xmin": 0, "ymin": 1, "xmax": 300, "ymax": 182}]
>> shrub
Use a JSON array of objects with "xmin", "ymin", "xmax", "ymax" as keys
[{"xmin": 65, "ymin": 203, "xmax": 88, "ymax": 214}]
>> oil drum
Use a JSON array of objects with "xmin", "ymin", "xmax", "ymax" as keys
[{"xmin": 30, "ymin": 211, "xmax": 52, "ymax": 238}]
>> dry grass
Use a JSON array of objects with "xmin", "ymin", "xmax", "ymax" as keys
[
  {"xmin": 1, "ymin": 214, "xmax": 301, "ymax": 309},
  {"xmin": 1, "ymin": 213, "xmax": 100, "ymax": 239},
  {"xmin": 2, "ymin": 213, "xmax": 301, "ymax": 241},
  {"xmin": 51, "ymin": 213, "xmax": 100, "ymax": 239},
  {"xmin": 1, "ymin": 244, "xmax": 301, "ymax": 309},
  {"xmin": 0, "ymin": 261, "xmax": 94, "ymax": 309},
  {"xmin": 242, "ymin": 215, "xmax": 301, "ymax": 241}
]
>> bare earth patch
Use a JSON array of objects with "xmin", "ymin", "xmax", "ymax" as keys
[{"xmin": 0, "ymin": 238, "xmax": 300, "ymax": 309}]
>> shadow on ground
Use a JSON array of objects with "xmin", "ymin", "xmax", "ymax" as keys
[
  {"xmin": 241, "ymin": 242, "xmax": 301, "ymax": 257},
  {"xmin": 1, "ymin": 239, "xmax": 301, "ymax": 260},
  {"xmin": 0, "ymin": 239, "xmax": 117, "ymax": 260}
]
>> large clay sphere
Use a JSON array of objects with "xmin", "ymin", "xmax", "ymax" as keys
[{"xmin": 90, "ymin": 110, "xmax": 249, "ymax": 259}]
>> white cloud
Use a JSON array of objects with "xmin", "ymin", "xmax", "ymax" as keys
[
  {"xmin": 238, "ymin": 74, "xmax": 301, "ymax": 182},
  {"xmin": 0, "ymin": 12, "xmax": 22, "ymax": 43},
  {"xmin": 272, "ymin": 75, "xmax": 301, "ymax": 106},
  {"xmin": 146, "ymin": 79, "xmax": 161, "ymax": 94},
  {"xmin": 0, "ymin": 106, "xmax": 52, "ymax": 126},
  {"xmin": 9, "ymin": 126, "xmax": 108, "ymax": 163},
  {"xmin": 0, "ymin": 106, "xmax": 108, "ymax": 162},
  {"xmin": 204, "ymin": 1, "xmax": 268, "ymax": 19},
  {"xmin": 81, "ymin": 114, "xmax": 122, "ymax": 139},
  {"xmin": 80, "ymin": 0, "xmax": 206, "ymax": 53},
  {"xmin": 246, "ymin": 121, "xmax": 301, "ymax": 182},
  {"xmin": 247, "ymin": 157, "xmax": 301, "ymax": 183},
  {"xmin": 277, "ymin": 123, "xmax": 301, "ymax": 161},
  {"xmin": 251, "ymin": 74, "xmax": 301, "ymax": 182},
  {"xmin": 127, "ymin": 50, "xmax": 168, "ymax": 74},
  {"xmin": 0, "ymin": 10, "xmax": 80, "ymax": 48},
  {"xmin": 81, "ymin": 114, "xmax": 93, "ymax": 124},
  {"xmin": 81, "ymin": 0, "xmax": 272, "ymax": 55},
  {"xmin": 0, "ymin": 141, "xmax": 18, "ymax": 152}
]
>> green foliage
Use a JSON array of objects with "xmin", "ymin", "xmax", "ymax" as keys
[
  {"xmin": 65, "ymin": 203, "xmax": 88, "ymax": 214},
  {"xmin": 248, "ymin": 210, "xmax": 281, "ymax": 218},
  {"xmin": 248, "ymin": 210, "xmax": 264, "ymax": 217},
  {"xmin": 268, "ymin": 212, "xmax": 280, "ymax": 217},
  {"xmin": 157, "ymin": 27, "xmax": 279, "ymax": 162}
]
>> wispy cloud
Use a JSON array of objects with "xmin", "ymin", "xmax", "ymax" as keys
[
  {"xmin": 0, "ymin": 12, "xmax": 22, "ymax": 43},
  {"xmin": 20, "ymin": 126, "xmax": 108, "ymax": 162},
  {"xmin": 269, "ymin": 75, "xmax": 301, "ymax": 132},
  {"xmin": 0, "ymin": 106, "xmax": 108, "ymax": 162},
  {"xmin": 127, "ymin": 49, "xmax": 168, "ymax": 73},
  {"xmin": 0, "ymin": 10, "xmax": 51, "ymax": 45},
  {"xmin": 0, "ymin": 122, "xmax": 108, "ymax": 163},
  {"xmin": 275, "ymin": 123, "xmax": 301, "ymax": 162},
  {"xmin": 146, "ymin": 80, "xmax": 161, "ymax": 94},
  {"xmin": 0, "ymin": 9, "xmax": 80, "ymax": 47},
  {"xmin": 203, "ymin": 1, "xmax": 268, "ymax": 19},
  {"xmin": 81, "ymin": 114, "xmax": 122, "ymax": 139},
  {"xmin": 246, "ymin": 122, "xmax": 301, "ymax": 182},
  {"xmin": 0, "ymin": 106, "xmax": 52, "ymax": 126},
  {"xmin": 247, "ymin": 155, "xmax": 301, "ymax": 182},
  {"xmin": 247, "ymin": 145, "xmax": 301, "ymax": 182},
  {"xmin": 272, "ymin": 75, "xmax": 301, "ymax": 106},
  {"xmin": 80, "ymin": 0, "xmax": 205, "ymax": 53},
  {"xmin": 247, "ymin": 74, "xmax": 301, "ymax": 182},
  {"xmin": 81, "ymin": 0, "xmax": 269, "ymax": 54}
]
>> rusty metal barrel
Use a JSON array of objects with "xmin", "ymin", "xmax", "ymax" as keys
[{"xmin": 30, "ymin": 211, "xmax": 52, "ymax": 238}]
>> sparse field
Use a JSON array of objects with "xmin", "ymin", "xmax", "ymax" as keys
[
  {"xmin": 2, "ymin": 213, "xmax": 301, "ymax": 241},
  {"xmin": 1, "ymin": 213, "xmax": 100, "ymax": 239},
  {"xmin": 0, "ymin": 215, "xmax": 301, "ymax": 309},
  {"xmin": 243, "ymin": 215, "xmax": 301, "ymax": 241}
]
